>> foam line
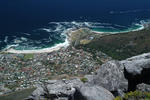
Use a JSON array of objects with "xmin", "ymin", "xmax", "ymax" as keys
[{"xmin": 5, "ymin": 38, "xmax": 69, "ymax": 54}]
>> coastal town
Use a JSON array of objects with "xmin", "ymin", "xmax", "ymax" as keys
[
  {"xmin": 0, "ymin": 44, "xmax": 111, "ymax": 95},
  {"xmin": 1, "ymin": 23, "xmax": 150, "ymax": 97},
  {"xmin": 2, "ymin": 0, "xmax": 150, "ymax": 99},
  {"xmin": 1, "ymin": 24, "xmax": 150, "ymax": 97}
]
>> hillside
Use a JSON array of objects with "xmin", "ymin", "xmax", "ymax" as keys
[{"xmin": 77, "ymin": 27, "xmax": 150, "ymax": 60}]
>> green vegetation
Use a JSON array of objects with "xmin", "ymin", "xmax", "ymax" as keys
[
  {"xmin": 114, "ymin": 91, "xmax": 150, "ymax": 100},
  {"xmin": 114, "ymin": 96, "xmax": 123, "ymax": 100},
  {"xmin": 0, "ymin": 88, "xmax": 36, "ymax": 100},
  {"xmin": 80, "ymin": 39, "xmax": 91, "ymax": 45},
  {"xmin": 5, "ymin": 84, "xmax": 19, "ymax": 91},
  {"xmin": 23, "ymin": 54, "xmax": 34, "ymax": 60},
  {"xmin": 79, "ymin": 28, "xmax": 150, "ymax": 60},
  {"xmin": 71, "ymin": 28, "xmax": 91, "ymax": 42},
  {"xmin": 80, "ymin": 77, "xmax": 88, "ymax": 83},
  {"xmin": 70, "ymin": 28, "xmax": 101, "ymax": 47}
]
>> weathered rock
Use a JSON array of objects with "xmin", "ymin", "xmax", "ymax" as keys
[
  {"xmin": 69, "ymin": 84, "xmax": 114, "ymax": 100},
  {"xmin": 121, "ymin": 53, "xmax": 150, "ymax": 75},
  {"xmin": 26, "ymin": 78, "xmax": 115, "ymax": 100},
  {"xmin": 89, "ymin": 60, "xmax": 128, "ymax": 96},
  {"xmin": 26, "ymin": 78, "xmax": 83, "ymax": 100},
  {"xmin": 46, "ymin": 78, "xmax": 82, "ymax": 96},
  {"xmin": 121, "ymin": 53, "xmax": 150, "ymax": 91},
  {"xmin": 24, "ymin": 85, "xmax": 45, "ymax": 100},
  {"xmin": 26, "ymin": 53, "xmax": 150, "ymax": 100},
  {"xmin": 136, "ymin": 83, "xmax": 150, "ymax": 92},
  {"xmin": 84, "ymin": 75, "xmax": 95, "ymax": 82}
]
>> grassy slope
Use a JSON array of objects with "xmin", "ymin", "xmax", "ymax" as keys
[
  {"xmin": 80, "ymin": 28, "xmax": 150, "ymax": 60},
  {"xmin": 0, "ymin": 88, "xmax": 35, "ymax": 100}
]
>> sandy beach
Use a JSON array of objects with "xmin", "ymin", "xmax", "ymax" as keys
[
  {"xmin": 5, "ymin": 38, "xmax": 70, "ymax": 54},
  {"xmin": 92, "ymin": 24, "xmax": 145, "ymax": 34},
  {"xmin": 4, "ymin": 24, "xmax": 145, "ymax": 54}
]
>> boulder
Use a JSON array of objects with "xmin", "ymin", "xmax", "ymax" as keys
[
  {"xmin": 70, "ymin": 84, "xmax": 114, "ymax": 100},
  {"xmin": 121, "ymin": 53, "xmax": 150, "ymax": 75},
  {"xmin": 121, "ymin": 53, "xmax": 150, "ymax": 91},
  {"xmin": 84, "ymin": 75, "xmax": 95, "ymax": 82},
  {"xmin": 26, "ymin": 78, "xmax": 83, "ymax": 100},
  {"xmin": 24, "ymin": 84, "xmax": 45, "ymax": 100},
  {"xmin": 26, "ymin": 78, "xmax": 114, "ymax": 100},
  {"xmin": 136, "ymin": 83, "xmax": 150, "ymax": 92},
  {"xmin": 89, "ymin": 60, "xmax": 128, "ymax": 96}
]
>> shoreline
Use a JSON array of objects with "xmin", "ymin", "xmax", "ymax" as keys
[
  {"xmin": 5, "ymin": 38, "xmax": 70, "ymax": 54},
  {"xmin": 92, "ymin": 24, "xmax": 145, "ymax": 34},
  {"xmin": 3, "ymin": 23, "xmax": 146, "ymax": 54}
]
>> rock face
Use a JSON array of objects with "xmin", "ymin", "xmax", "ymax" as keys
[
  {"xmin": 121, "ymin": 53, "xmax": 150, "ymax": 91},
  {"xmin": 26, "ymin": 78, "xmax": 83, "ymax": 100},
  {"xmin": 88, "ymin": 53, "xmax": 150, "ymax": 93},
  {"xmin": 26, "ymin": 78, "xmax": 114, "ymax": 100},
  {"xmin": 70, "ymin": 85, "xmax": 114, "ymax": 100},
  {"xmin": 89, "ymin": 60, "xmax": 128, "ymax": 96}
]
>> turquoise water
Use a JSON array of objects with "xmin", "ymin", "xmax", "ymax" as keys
[{"xmin": 92, "ymin": 24, "xmax": 144, "ymax": 33}]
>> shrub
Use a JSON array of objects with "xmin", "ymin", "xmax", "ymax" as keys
[
  {"xmin": 114, "ymin": 91, "xmax": 150, "ymax": 100},
  {"xmin": 114, "ymin": 96, "xmax": 123, "ymax": 100},
  {"xmin": 80, "ymin": 78, "xmax": 88, "ymax": 83}
]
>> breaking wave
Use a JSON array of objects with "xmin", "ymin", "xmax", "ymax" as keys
[{"xmin": 1, "ymin": 20, "xmax": 149, "ymax": 53}]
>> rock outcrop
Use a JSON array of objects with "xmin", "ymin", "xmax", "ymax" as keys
[
  {"xmin": 25, "ymin": 78, "xmax": 114, "ymax": 100},
  {"xmin": 121, "ymin": 53, "xmax": 150, "ymax": 91},
  {"xmin": 69, "ymin": 85, "xmax": 114, "ymax": 100},
  {"xmin": 89, "ymin": 60, "xmax": 128, "ymax": 96},
  {"xmin": 26, "ymin": 53, "xmax": 150, "ymax": 100},
  {"xmin": 136, "ymin": 83, "xmax": 150, "ymax": 92},
  {"xmin": 25, "ymin": 78, "xmax": 83, "ymax": 100},
  {"xmin": 87, "ymin": 53, "xmax": 150, "ymax": 94}
]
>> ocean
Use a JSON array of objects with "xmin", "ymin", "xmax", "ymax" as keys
[{"xmin": 1, "ymin": 0, "xmax": 150, "ymax": 51}]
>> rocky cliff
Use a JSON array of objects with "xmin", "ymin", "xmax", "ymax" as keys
[{"xmin": 25, "ymin": 53, "xmax": 150, "ymax": 100}]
